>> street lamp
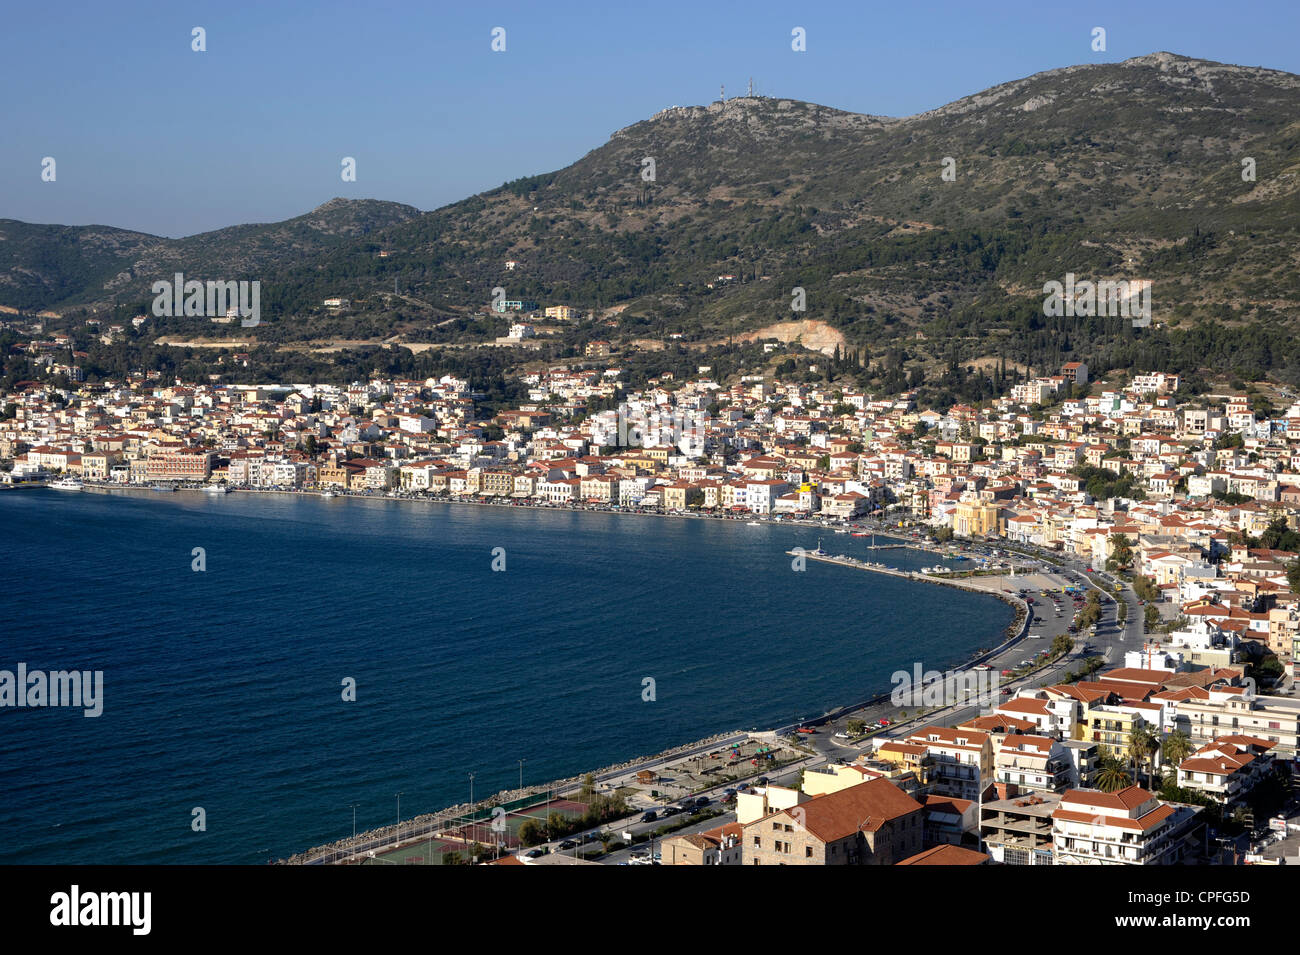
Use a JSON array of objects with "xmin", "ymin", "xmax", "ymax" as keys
[
  {"xmin": 467, "ymin": 773, "xmax": 476, "ymax": 844},
  {"xmin": 395, "ymin": 791, "xmax": 403, "ymax": 831},
  {"xmin": 518, "ymin": 759, "xmax": 525, "ymax": 792}
]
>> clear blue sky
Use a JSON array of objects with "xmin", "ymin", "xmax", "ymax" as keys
[{"xmin": 4, "ymin": 0, "xmax": 1298, "ymax": 237}]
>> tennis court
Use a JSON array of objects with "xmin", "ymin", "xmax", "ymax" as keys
[{"xmin": 364, "ymin": 796, "xmax": 594, "ymax": 864}]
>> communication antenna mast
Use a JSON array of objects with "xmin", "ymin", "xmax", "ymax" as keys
[
  {"xmin": 748, "ymin": 77, "xmax": 753, "ymax": 97},
  {"xmin": 720, "ymin": 83, "xmax": 725, "ymax": 102}
]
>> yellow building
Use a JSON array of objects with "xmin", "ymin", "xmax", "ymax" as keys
[
  {"xmin": 953, "ymin": 500, "xmax": 1002, "ymax": 538},
  {"xmin": 662, "ymin": 482, "xmax": 702, "ymax": 510},
  {"xmin": 874, "ymin": 741, "xmax": 932, "ymax": 783},
  {"xmin": 479, "ymin": 470, "xmax": 515, "ymax": 497},
  {"xmin": 1083, "ymin": 704, "xmax": 1146, "ymax": 758},
  {"xmin": 802, "ymin": 763, "xmax": 880, "ymax": 797}
]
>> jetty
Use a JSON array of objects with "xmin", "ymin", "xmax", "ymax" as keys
[{"xmin": 787, "ymin": 549, "xmax": 1030, "ymax": 633}]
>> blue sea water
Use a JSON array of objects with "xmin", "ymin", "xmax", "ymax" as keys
[{"xmin": 0, "ymin": 490, "xmax": 1012, "ymax": 863}]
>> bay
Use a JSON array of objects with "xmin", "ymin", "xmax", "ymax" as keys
[{"xmin": 0, "ymin": 490, "xmax": 1012, "ymax": 863}]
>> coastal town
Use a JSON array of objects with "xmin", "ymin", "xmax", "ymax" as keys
[
  {"xmin": 9, "ymin": 2, "xmax": 1300, "ymax": 937},
  {"xmin": 5, "ymin": 343, "xmax": 1300, "ymax": 866}
]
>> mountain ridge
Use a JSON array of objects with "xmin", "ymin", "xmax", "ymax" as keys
[{"xmin": 4, "ymin": 51, "xmax": 1300, "ymax": 390}]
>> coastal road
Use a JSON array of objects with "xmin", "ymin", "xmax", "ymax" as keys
[
  {"xmin": 598, "ymin": 810, "xmax": 739, "ymax": 865},
  {"xmin": 808, "ymin": 542, "xmax": 1142, "ymax": 749}
]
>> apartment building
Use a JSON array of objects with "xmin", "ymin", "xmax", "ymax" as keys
[
  {"xmin": 742, "ymin": 778, "xmax": 924, "ymax": 865},
  {"xmin": 920, "ymin": 794, "xmax": 978, "ymax": 847},
  {"xmin": 994, "ymin": 735, "xmax": 1075, "ymax": 793},
  {"xmin": 144, "ymin": 447, "xmax": 216, "ymax": 481},
  {"xmin": 479, "ymin": 469, "xmax": 515, "ymax": 497},
  {"xmin": 1082, "ymin": 702, "xmax": 1153, "ymax": 758},
  {"xmin": 1052, "ymin": 786, "xmax": 1201, "ymax": 865},
  {"xmin": 981, "ymin": 789, "xmax": 1061, "ymax": 866},
  {"xmin": 1168, "ymin": 684, "xmax": 1300, "ymax": 756},
  {"xmin": 902, "ymin": 727, "xmax": 993, "ymax": 801},
  {"xmin": 1176, "ymin": 736, "xmax": 1279, "ymax": 806}
]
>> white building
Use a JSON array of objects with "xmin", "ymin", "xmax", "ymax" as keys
[{"xmin": 1053, "ymin": 787, "xmax": 1199, "ymax": 865}]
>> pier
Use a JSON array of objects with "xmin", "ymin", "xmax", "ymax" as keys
[{"xmin": 787, "ymin": 549, "xmax": 1030, "ymax": 637}]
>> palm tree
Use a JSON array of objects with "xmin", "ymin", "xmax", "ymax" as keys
[
  {"xmin": 1095, "ymin": 754, "xmax": 1133, "ymax": 793},
  {"xmin": 1127, "ymin": 726, "xmax": 1158, "ymax": 787},
  {"xmin": 1161, "ymin": 730, "xmax": 1193, "ymax": 771}
]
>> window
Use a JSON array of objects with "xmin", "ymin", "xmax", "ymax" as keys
[
  {"xmin": 753, "ymin": 837, "xmax": 761, "ymax": 848},
  {"xmin": 806, "ymin": 846, "xmax": 813, "ymax": 858}
]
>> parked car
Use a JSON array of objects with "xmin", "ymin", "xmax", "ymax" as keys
[{"xmin": 640, "ymin": 810, "xmax": 658, "ymax": 823}]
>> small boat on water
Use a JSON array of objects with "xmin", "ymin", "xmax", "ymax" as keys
[
  {"xmin": 49, "ymin": 478, "xmax": 83, "ymax": 491},
  {"xmin": 204, "ymin": 484, "xmax": 230, "ymax": 494},
  {"xmin": 320, "ymin": 490, "xmax": 337, "ymax": 499},
  {"xmin": 851, "ymin": 532, "xmax": 869, "ymax": 537},
  {"xmin": 151, "ymin": 484, "xmax": 176, "ymax": 492},
  {"xmin": 747, "ymin": 521, "xmax": 762, "ymax": 526}
]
